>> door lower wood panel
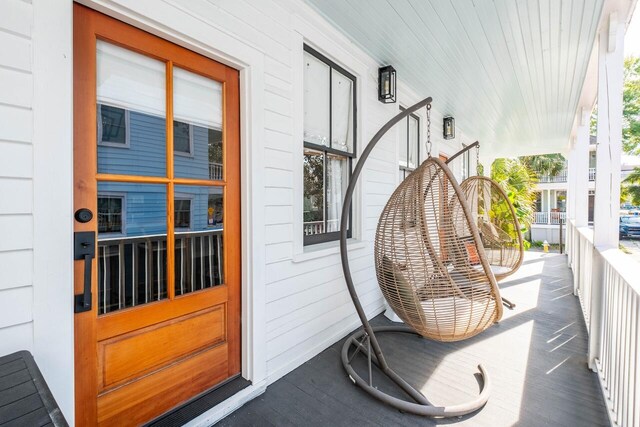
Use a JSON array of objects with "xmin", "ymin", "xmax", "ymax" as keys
[
  {"xmin": 98, "ymin": 305, "xmax": 226, "ymax": 391},
  {"xmin": 97, "ymin": 344, "xmax": 229, "ymax": 426}
]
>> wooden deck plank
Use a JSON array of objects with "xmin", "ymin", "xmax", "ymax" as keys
[{"xmin": 220, "ymin": 253, "xmax": 609, "ymax": 426}]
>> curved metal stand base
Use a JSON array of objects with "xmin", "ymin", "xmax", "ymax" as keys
[{"xmin": 341, "ymin": 325, "xmax": 491, "ymax": 418}]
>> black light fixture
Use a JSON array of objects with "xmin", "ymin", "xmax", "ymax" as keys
[
  {"xmin": 378, "ymin": 65, "xmax": 396, "ymax": 103},
  {"xmin": 443, "ymin": 116, "xmax": 455, "ymax": 139}
]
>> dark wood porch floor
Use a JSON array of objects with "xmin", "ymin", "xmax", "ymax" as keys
[{"xmin": 218, "ymin": 252, "xmax": 608, "ymax": 427}]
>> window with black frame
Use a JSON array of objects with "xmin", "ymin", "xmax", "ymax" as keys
[
  {"xmin": 302, "ymin": 45, "xmax": 356, "ymax": 245},
  {"xmin": 399, "ymin": 107, "xmax": 419, "ymax": 181}
]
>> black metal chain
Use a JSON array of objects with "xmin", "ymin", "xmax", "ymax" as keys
[{"xmin": 426, "ymin": 104, "xmax": 432, "ymax": 157}]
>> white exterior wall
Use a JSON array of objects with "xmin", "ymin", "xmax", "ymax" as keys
[
  {"xmin": 0, "ymin": 0, "xmax": 474, "ymax": 421},
  {"xmin": 0, "ymin": 0, "xmax": 35, "ymax": 357}
]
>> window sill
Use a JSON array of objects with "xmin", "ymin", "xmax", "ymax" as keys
[{"xmin": 292, "ymin": 238, "xmax": 367, "ymax": 263}]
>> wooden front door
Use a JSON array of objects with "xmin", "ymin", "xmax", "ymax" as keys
[{"xmin": 73, "ymin": 5, "xmax": 241, "ymax": 425}]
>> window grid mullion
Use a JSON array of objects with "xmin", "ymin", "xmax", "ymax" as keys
[{"xmin": 326, "ymin": 66, "xmax": 332, "ymax": 234}]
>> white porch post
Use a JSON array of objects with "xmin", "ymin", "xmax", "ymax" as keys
[
  {"xmin": 547, "ymin": 190, "xmax": 551, "ymax": 223},
  {"xmin": 566, "ymin": 138, "xmax": 576, "ymax": 223},
  {"xmin": 589, "ymin": 13, "xmax": 625, "ymax": 370},
  {"xmin": 575, "ymin": 108, "xmax": 591, "ymax": 228}
]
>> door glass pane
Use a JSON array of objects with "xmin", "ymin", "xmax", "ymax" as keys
[
  {"xmin": 399, "ymin": 116, "xmax": 408, "ymax": 167},
  {"xmin": 97, "ymin": 183, "xmax": 167, "ymax": 315},
  {"xmin": 408, "ymin": 115, "xmax": 419, "ymax": 168},
  {"xmin": 173, "ymin": 67, "xmax": 224, "ymax": 180},
  {"xmin": 174, "ymin": 186, "xmax": 224, "ymax": 296},
  {"xmin": 96, "ymin": 41, "xmax": 166, "ymax": 177},
  {"xmin": 326, "ymin": 154, "xmax": 349, "ymax": 233},
  {"xmin": 303, "ymin": 148, "xmax": 325, "ymax": 236},
  {"xmin": 304, "ymin": 52, "xmax": 330, "ymax": 146},
  {"xmin": 331, "ymin": 69, "xmax": 354, "ymax": 153}
]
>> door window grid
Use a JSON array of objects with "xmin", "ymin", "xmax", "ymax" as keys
[
  {"xmin": 95, "ymin": 43, "xmax": 227, "ymax": 315},
  {"xmin": 303, "ymin": 45, "xmax": 356, "ymax": 245}
]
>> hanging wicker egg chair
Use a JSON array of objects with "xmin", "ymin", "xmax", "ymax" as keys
[
  {"xmin": 375, "ymin": 157, "xmax": 503, "ymax": 341},
  {"xmin": 458, "ymin": 175, "xmax": 524, "ymax": 281},
  {"xmin": 340, "ymin": 98, "xmax": 502, "ymax": 418}
]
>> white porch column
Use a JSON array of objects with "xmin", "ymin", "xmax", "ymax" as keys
[
  {"xmin": 566, "ymin": 139, "xmax": 574, "ymax": 264},
  {"xmin": 589, "ymin": 13, "xmax": 625, "ymax": 370},
  {"xmin": 566, "ymin": 138, "xmax": 576, "ymax": 222},
  {"xmin": 574, "ymin": 109, "xmax": 591, "ymax": 228}
]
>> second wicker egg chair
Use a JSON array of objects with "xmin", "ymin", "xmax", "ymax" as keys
[{"xmin": 458, "ymin": 175, "xmax": 524, "ymax": 282}]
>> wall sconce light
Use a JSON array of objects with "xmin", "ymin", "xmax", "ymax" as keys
[
  {"xmin": 378, "ymin": 65, "xmax": 396, "ymax": 103},
  {"xmin": 443, "ymin": 116, "xmax": 455, "ymax": 139}
]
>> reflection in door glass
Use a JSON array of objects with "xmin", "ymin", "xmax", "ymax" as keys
[
  {"xmin": 173, "ymin": 68, "xmax": 224, "ymax": 180},
  {"xmin": 174, "ymin": 186, "xmax": 224, "ymax": 296},
  {"xmin": 96, "ymin": 40, "xmax": 166, "ymax": 177},
  {"xmin": 97, "ymin": 182, "xmax": 168, "ymax": 314}
]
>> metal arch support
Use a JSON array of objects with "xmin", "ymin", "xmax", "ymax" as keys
[
  {"xmin": 339, "ymin": 97, "xmax": 491, "ymax": 417},
  {"xmin": 445, "ymin": 140, "xmax": 480, "ymax": 165}
]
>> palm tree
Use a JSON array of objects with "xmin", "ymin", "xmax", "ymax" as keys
[
  {"xmin": 520, "ymin": 153, "xmax": 566, "ymax": 179},
  {"xmin": 490, "ymin": 158, "xmax": 537, "ymax": 230}
]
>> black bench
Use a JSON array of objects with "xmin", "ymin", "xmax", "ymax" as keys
[{"xmin": 0, "ymin": 351, "xmax": 68, "ymax": 427}]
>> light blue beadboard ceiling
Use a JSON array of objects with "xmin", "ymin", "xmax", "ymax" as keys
[{"xmin": 303, "ymin": 0, "xmax": 604, "ymax": 157}]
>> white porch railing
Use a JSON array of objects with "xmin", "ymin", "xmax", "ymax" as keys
[
  {"xmin": 209, "ymin": 162, "xmax": 223, "ymax": 180},
  {"xmin": 568, "ymin": 220, "xmax": 639, "ymax": 426},
  {"xmin": 536, "ymin": 168, "xmax": 595, "ymax": 182},
  {"xmin": 303, "ymin": 219, "xmax": 339, "ymax": 236},
  {"xmin": 537, "ymin": 168, "xmax": 568, "ymax": 183},
  {"xmin": 533, "ymin": 211, "xmax": 566, "ymax": 225},
  {"xmin": 533, "ymin": 212, "xmax": 549, "ymax": 224}
]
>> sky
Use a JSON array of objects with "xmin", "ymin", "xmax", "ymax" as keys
[{"xmin": 626, "ymin": 4, "xmax": 640, "ymax": 57}]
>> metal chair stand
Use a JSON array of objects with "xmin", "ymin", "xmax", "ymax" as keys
[
  {"xmin": 341, "ymin": 325, "xmax": 491, "ymax": 417},
  {"xmin": 338, "ymin": 97, "xmax": 491, "ymax": 418}
]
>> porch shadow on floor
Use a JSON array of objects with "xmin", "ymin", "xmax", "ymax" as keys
[{"xmin": 218, "ymin": 252, "xmax": 608, "ymax": 427}]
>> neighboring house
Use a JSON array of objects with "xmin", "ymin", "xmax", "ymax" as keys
[{"xmin": 530, "ymin": 138, "xmax": 597, "ymax": 244}]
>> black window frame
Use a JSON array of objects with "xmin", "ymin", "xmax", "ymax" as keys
[
  {"xmin": 303, "ymin": 44, "xmax": 357, "ymax": 246},
  {"xmin": 398, "ymin": 107, "xmax": 420, "ymax": 181}
]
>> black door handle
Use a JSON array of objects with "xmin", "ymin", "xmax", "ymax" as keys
[{"xmin": 74, "ymin": 231, "xmax": 95, "ymax": 313}]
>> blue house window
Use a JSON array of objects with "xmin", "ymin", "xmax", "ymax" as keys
[
  {"xmin": 98, "ymin": 104, "xmax": 129, "ymax": 147},
  {"xmin": 175, "ymin": 198, "xmax": 192, "ymax": 229},
  {"xmin": 98, "ymin": 195, "xmax": 124, "ymax": 234},
  {"xmin": 174, "ymin": 121, "xmax": 193, "ymax": 155}
]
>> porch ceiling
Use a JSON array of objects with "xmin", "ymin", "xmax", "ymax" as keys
[{"xmin": 303, "ymin": 0, "xmax": 605, "ymax": 157}]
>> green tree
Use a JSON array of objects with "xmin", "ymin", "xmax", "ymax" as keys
[
  {"xmin": 490, "ymin": 158, "xmax": 537, "ymax": 230},
  {"xmin": 520, "ymin": 153, "xmax": 566, "ymax": 178},
  {"xmin": 622, "ymin": 56, "xmax": 640, "ymax": 155},
  {"xmin": 589, "ymin": 56, "xmax": 640, "ymax": 153},
  {"xmin": 623, "ymin": 168, "xmax": 640, "ymax": 206}
]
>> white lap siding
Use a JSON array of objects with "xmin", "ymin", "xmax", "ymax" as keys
[{"xmin": 0, "ymin": 0, "xmax": 34, "ymax": 355}]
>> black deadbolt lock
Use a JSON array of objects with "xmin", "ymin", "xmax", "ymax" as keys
[{"xmin": 75, "ymin": 208, "xmax": 93, "ymax": 223}]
